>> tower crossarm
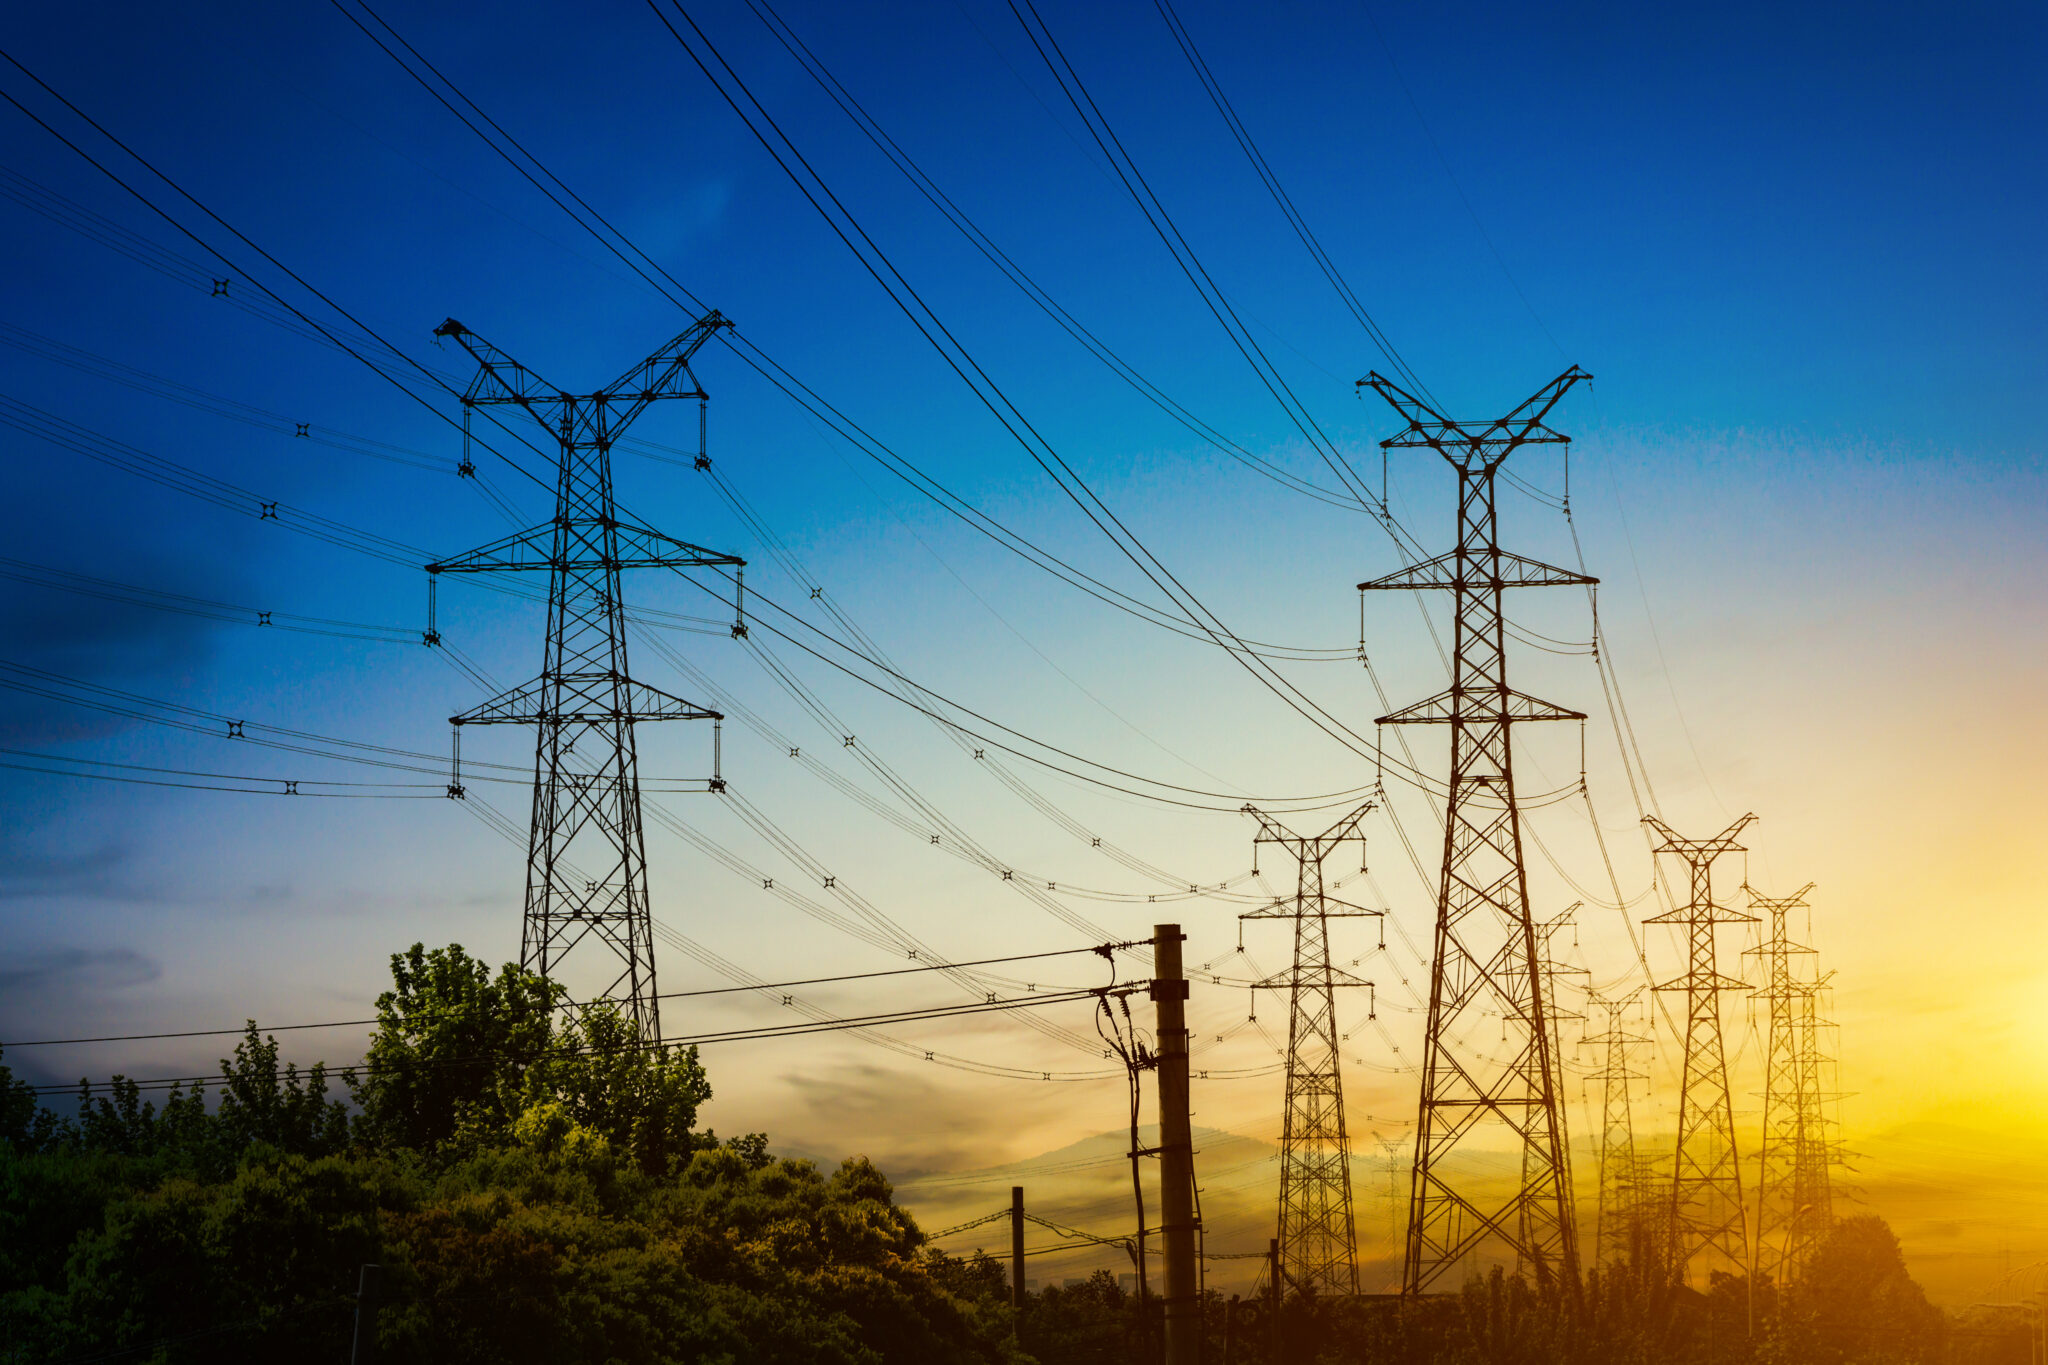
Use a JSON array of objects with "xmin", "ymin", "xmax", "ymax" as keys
[
  {"xmin": 1643, "ymin": 813, "xmax": 1757, "ymax": 862},
  {"xmin": 1644, "ymin": 903, "xmax": 1758, "ymax": 927},
  {"xmin": 427, "ymin": 517, "xmax": 745, "ymax": 575},
  {"xmin": 1358, "ymin": 548, "xmax": 1594, "ymax": 593},
  {"xmin": 1357, "ymin": 367, "xmax": 1590, "ymax": 468},
  {"xmin": 1239, "ymin": 897, "xmax": 1382, "ymax": 921},
  {"xmin": 583, "ymin": 311, "xmax": 735, "ymax": 444},
  {"xmin": 451, "ymin": 675, "xmax": 721, "ymax": 727},
  {"xmin": 1244, "ymin": 965, "xmax": 1376, "ymax": 991},
  {"xmin": 1465, "ymin": 367, "xmax": 1594, "ymax": 454},
  {"xmin": 434, "ymin": 312, "xmax": 733, "ymax": 447},
  {"xmin": 1377, "ymin": 687, "xmax": 1585, "ymax": 726},
  {"xmin": 436, "ymin": 318, "xmax": 566, "ymax": 416}
]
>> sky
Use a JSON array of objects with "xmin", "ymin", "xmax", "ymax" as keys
[{"xmin": 1, "ymin": 0, "xmax": 2043, "ymax": 1304}]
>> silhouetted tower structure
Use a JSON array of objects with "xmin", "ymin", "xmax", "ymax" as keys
[
  {"xmin": 1520, "ymin": 908, "xmax": 1586, "ymax": 1266},
  {"xmin": 429, "ymin": 314, "xmax": 742, "ymax": 1040},
  {"xmin": 1357, "ymin": 367, "xmax": 1593, "ymax": 1292},
  {"xmin": 1790, "ymin": 962, "xmax": 1839, "ymax": 1276},
  {"xmin": 1583, "ymin": 988, "xmax": 1649, "ymax": 1263},
  {"xmin": 1746, "ymin": 880, "xmax": 1817, "ymax": 1282},
  {"xmin": 1643, "ymin": 814, "xmax": 1757, "ymax": 1281},
  {"xmin": 1241, "ymin": 800, "xmax": 1379, "ymax": 1296}
]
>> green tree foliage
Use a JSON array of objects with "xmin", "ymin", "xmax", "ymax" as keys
[
  {"xmin": 0, "ymin": 955, "xmax": 1962, "ymax": 1365},
  {"xmin": 0, "ymin": 947, "xmax": 1016, "ymax": 1364},
  {"xmin": 347, "ymin": 942, "xmax": 566, "ymax": 1154}
]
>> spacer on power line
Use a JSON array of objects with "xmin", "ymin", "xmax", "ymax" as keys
[
  {"xmin": 295, "ymin": 423, "xmax": 309, "ymax": 438},
  {"xmin": 211, "ymin": 278, "xmax": 229, "ymax": 297}
]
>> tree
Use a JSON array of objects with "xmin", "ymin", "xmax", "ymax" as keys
[
  {"xmin": 1788, "ymin": 1216, "xmax": 1944, "ymax": 1365},
  {"xmin": 348, "ymin": 942, "xmax": 563, "ymax": 1154}
]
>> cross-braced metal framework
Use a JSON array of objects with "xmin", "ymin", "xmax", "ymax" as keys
[
  {"xmin": 1521, "ymin": 908, "xmax": 1586, "ymax": 1268},
  {"xmin": 1240, "ymin": 801, "xmax": 1380, "ymax": 1297},
  {"xmin": 1746, "ymin": 880, "xmax": 1818, "ymax": 1284},
  {"xmin": 429, "ymin": 313, "xmax": 742, "ymax": 1041},
  {"xmin": 1583, "ymin": 988, "xmax": 1649, "ymax": 1264},
  {"xmin": 1357, "ymin": 367, "xmax": 1592, "ymax": 1293},
  {"xmin": 1790, "ymin": 960, "xmax": 1839, "ymax": 1277},
  {"xmin": 1643, "ymin": 814, "xmax": 1757, "ymax": 1281}
]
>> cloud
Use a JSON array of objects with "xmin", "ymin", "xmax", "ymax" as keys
[
  {"xmin": 0, "ymin": 581, "xmax": 223, "ymax": 746},
  {"xmin": 773, "ymin": 1064, "xmax": 994, "ymax": 1180},
  {"xmin": 0, "ymin": 946, "xmax": 161, "ymax": 995},
  {"xmin": 0, "ymin": 843, "xmax": 147, "ymax": 902}
]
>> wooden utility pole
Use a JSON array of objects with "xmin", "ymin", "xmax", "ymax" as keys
[
  {"xmin": 1012, "ymin": 1185, "xmax": 1027, "ymax": 1309},
  {"xmin": 1154, "ymin": 923, "xmax": 1198, "ymax": 1365}
]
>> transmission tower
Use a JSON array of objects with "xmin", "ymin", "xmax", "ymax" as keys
[
  {"xmin": 1643, "ymin": 814, "xmax": 1757, "ymax": 1281},
  {"xmin": 1583, "ymin": 988, "xmax": 1649, "ymax": 1264},
  {"xmin": 1521, "ymin": 908, "xmax": 1586, "ymax": 1268},
  {"xmin": 1357, "ymin": 366, "xmax": 1592, "ymax": 1292},
  {"xmin": 428, "ymin": 313, "xmax": 742, "ymax": 1041},
  {"xmin": 1240, "ymin": 800, "xmax": 1379, "ymax": 1297},
  {"xmin": 1790, "ymin": 961, "xmax": 1839, "ymax": 1277},
  {"xmin": 1746, "ymin": 880, "xmax": 1817, "ymax": 1284}
]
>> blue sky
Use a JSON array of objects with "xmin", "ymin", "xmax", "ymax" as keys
[{"xmin": 1, "ymin": 0, "xmax": 2043, "ymax": 1298}]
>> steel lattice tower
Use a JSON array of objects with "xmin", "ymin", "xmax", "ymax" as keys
[
  {"xmin": 1790, "ymin": 961, "xmax": 1838, "ymax": 1276},
  {"xmin": 1643, "ymin": 814, "xmax": 1757, "ymax": 1281},
  {"xmin": 1240, "ymin": 800, "xmax": 1379, "ymax": 1297},
  {"xmin": 1357, "ymin": 367, "xmax": 1592, "ymax": 1293},
  {"xmin": 1583, "ymin": 988, "xmax": 1649, "ymax": 1264},
  {"xmin": 1521, "ymin": 909, "xmax": 1586, "ymax": 1267},
  {"xmin": 429, "ymin": 314, "xmax": 742, "ymax": 1040},
  {"xmin": 1745, "ymin": 880, "xmax": 1816, "ymax": 1284}
]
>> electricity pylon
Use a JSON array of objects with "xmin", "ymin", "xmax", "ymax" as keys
[
  {"xmin": 1357, "ymin": 367, "xmax": 1593, "ymax": 1293},
  {"xmin": 1745, "ymin": 880, "xmax": 1816, "ymax": 1284},
  {"xmin": 1240, "ymin": 800, "xmax": 1379, "ymax": 1297},
  {"xmin": 1583, "ymin": 988, "xmax": 1649, "ymax": 1263},
  {"xmin": 1643, "ymin": 814, "xmax": 1757, "ymax": 1281},
  {"xmin": 1790, "ymin": 964, "xmax": 1839, "ymax": 1277},
  {"xmin": 428, "ymin": 313, "xmax": 742, "ymax": 1041},
  {"xmin": 1521, "ymin": 908, "xmax": 1586, "ymax": 1268}
]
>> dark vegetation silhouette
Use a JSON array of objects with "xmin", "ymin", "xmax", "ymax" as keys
[{"xmin": 0, "ymin": 944, "xmax": 1968, "ymax": 1363}]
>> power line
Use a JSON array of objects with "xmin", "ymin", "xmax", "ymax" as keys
[
  {"xmin": 736, "ymin": 0, "xmax": 1372, "ymax": 515},
  {"xmin": 2, "ymin": 939, "xmax": 1142, "ymax": 1048},
  {"xmin": 0, "ymin": 51, "xmax": 565, "ymax": 503},
  {"xmin": 1148, "ymin": 0, "xmax": 1433, "ymax": 403},
  {"xmin": 23, "ymin": 984, "xmax": 1144, "ymax": 1097}
]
